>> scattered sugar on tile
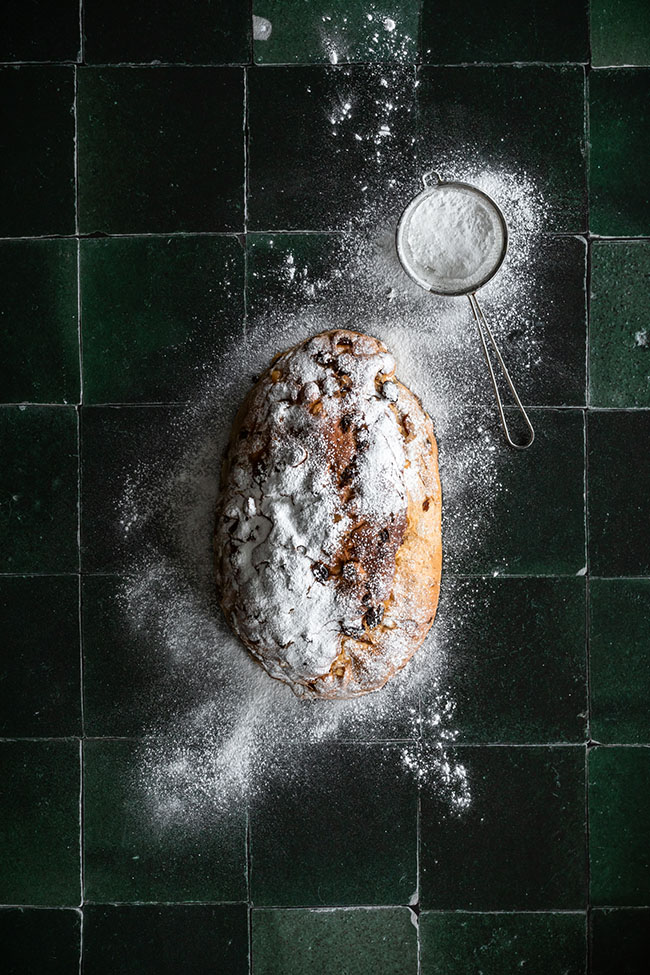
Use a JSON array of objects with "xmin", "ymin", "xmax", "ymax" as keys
[{"xmin": 111, "ymin": 71, "xmax": 553, "ymax": 828}]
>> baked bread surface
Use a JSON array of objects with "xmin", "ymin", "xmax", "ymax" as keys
[{"xmin": 214, "ymin": 329, "xmax": 442, "ymax": 699}]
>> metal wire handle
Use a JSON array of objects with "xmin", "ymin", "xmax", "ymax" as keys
[{"xmin": 468, "ymin": 293, "xmax": 535, "ymax": 450}]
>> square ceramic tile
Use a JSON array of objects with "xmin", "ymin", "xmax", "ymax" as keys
[
  {"xmin": 0, "ymin": 741, "xmax": 80, "ymax": 906},
  {"xmin": 80, "ymin": 236, "xmax": 244, "ymax": 404},
  {"xmin": 0, "ymin": 240, "xmax": 79, "ymax": 405},
  {"xmin": 252, "ymin": 907, "xmax": 417, "ymax": 975},
  {"xmin": 419, "ymin": 912, "xmax": 586, "ymax": 975},
  {"xmin": 589, "ymin": 746, "xmax": 650, "ymax": 906},
  {"xmin": 82, "ymin": 574, "xmax": 212, "ymax": 736},
  {"xmin": 83, "ymin": 0, "xmax": 250, "ymax": 64},
  {"xmin": 247, "ymin": 65, "xmax": 418, "ymax": 231},
  {"xmin": 423, "ymin": 577, "xmax": 587, "ymax": 743},
  {"xmin": 419, "ymin": 746, "xmax": 587, "ymax": 909},
  {"xmin": 1, "ymin": 0, "xmax": 80, "ymax": 61},
  {"xmin": 591, "ymin": 0, "xmax": 650, "ymax": 67},
  {"xmin": 246, "ymin": 231, "xmax": 354, "ymax": 317},
  {"xmin": 416, "ymin": 66, "xmax": 587, "ymax": 233},
  {"xmin": 587, "ymin": 411, "xmax": 650, "ymax": 576},
  {"xmin": 590, "ymin": 242, "xmax": 650, "ymax": 407},
  {"xmin": 441, "ymin": 408, "xmax": 585, "ymax": 575},
  {"xmin": 0, "ymin": 67, "xmax": 75, "ymax": 236},
  {"xmin": 589, "ymin": 69, "xmax": 650, "ymax": 236},
  {"xmin": 421, "ymin": 0, "xmax": 589, "ymax": 64},
  {"xmin": 78, "ymin": 67, "xmax": 244, "ymax": 233},
  {"xmin": 0, "ymin": 576, "xmax": 80, "ymax": 737},
  {"xmin": 489, "ymin": 234, "xmax": 587, "ymax": 408},
  {"xmin": 83, "ymin": 740, "xmax": 247, "ymax": 902},
  {"xmin": 590, "ymin": 580, "xmax": 650, "ymax": 745},
  {"xmin": 80, "ymin": 406, "xmax": 178, "ymax": 572},
  {"xmin": 591, "ymin": 908, "xmax": 650, "ymax": 975},
  {"xmin": 82, "ymin": 905, "xmax": 248, "ymax": 975},
  {"xmin": 253, "ymin": 2, "xmax": 419, "ymax": 64},
  {"xmin": 1, "ymin": 908, "xmax": 81, "ymax": 975},
  {"xmin": 0, "ymin": 407, "xmax": 78, "ymax": 573},
  {"xmin": 249, "ymin": 742, "xmax": 417, "ymax": 906}
]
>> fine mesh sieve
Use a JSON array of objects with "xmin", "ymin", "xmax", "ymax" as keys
[{"xmin": 396, "ymin": 171, "xmax": 535, "ymax": 450}]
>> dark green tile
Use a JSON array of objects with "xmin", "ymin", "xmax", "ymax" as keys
[
  {"xmin": 80, "ymin": 236, "xmax": 244, "ymax": 404},
  {"xmin": 591, "ymin": 580, "xmax": 650, "ymax": 744},
  {"xmin": 591, "ymin": 0, "xmax": 650, "ymax": 67},
  {"xmin": 420, "ymin": 746, "xmax": 586, "ymax": 909},
  {"xmin": 420, "ymin": 912, "xmax": 586, "ymax": 975},
  {"xmin": 246, "ymin": 231, "xmax": 354, "ymax": 316},
  {"xmin": 591, "ymin": 908, "xmax": 650, "ymax": 975},
  {"xmin": 1, "ymin": 908, "xmax": 81, "ymax": 975},
  {"xmin": 442, "ymin": 408, "xmax": 585, "ymax": 575},
  {"xmin": 0, "ymin": 240, "xmax": 79, "ymax": 405},
  {"xmin": 84, "ymin": 0, "xmax": 250, "ymax": 64},
  {"xmin": 246, "ymin": 232, "xmax": 587, "ymax": 408},
  {"xmin": 590, "ymin": 747, "xmax": 650, "ymax": 906},
  {"xmin": 83, "ymin": 739, "xmax": 247, "ymax": 902},
  {"xmin": 252, "ymin": 908, "xmax": 417, "ymax": 975},
  {"xmin": 424, "ymin": 578, "xmax": 586, "ymax": 743},
  {"xmin": 489, "ymin": 234, "xmax": 587, "ymax": 408},
  {"xmin": 0, "ymin": 741, "xmax": 80, "ymax": 906},
  {"xmin": 253, "ymin": 2, "xmax": 419, "ymax": 64},
  {"xmin": 1, "ymin": 1, "xmax": 80, "ymax": 61},
  {"xmin": 588, "ymin": 411, "xmax": 650, "ymax": 576},
  {"xmin": 82, "ymin": 575, "xmax": 209, "ymax": 736},
  {"xmin": 248, "ymin": 65, "xmax": 417, "ymax": 231},
  {"xmin": 250, "ymin": 743, "xmax": 417, "ymax": 906},
  {"xmin": 0, "ymin": 407, "xmax": 78, "ymax": 573},
  {"xmin": 416, "ymin": 66, "xmax": 586, "ymax": 233},
  {"xmin": 589, "ymin": 242, "xmax": 650, "ymax": 408},
  {"xmin": 590, "ymin": 69, "xmax": 650, "ymax": 236},
  {"xmin": 83, "ymin": 904, "xmax": 248, "ymax": 975},
  {"xmin": 0, "ymin": 67, "xmax": 75, "ymax": 236},
  {"xmin": 80, "ymin": 406, "xmax": 176, "ymax": 572},
  {"xmin": 0, "ymin": 577, "xmax": 80, "ymax": 737},
  {"xmin": 78, "ymin": 67, "xmax": 244, "ymax": 234},
  {"xmin": 422, "ymin": 0, "xmax": 589, "ymax": 64}
]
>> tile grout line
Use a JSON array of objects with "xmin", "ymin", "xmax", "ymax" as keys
[
  {"xmin": 2, "ymin": 230, "xmax": 650, "ymax": 243},
  {"xmin": 10, "ymin": 738, "xmax": 650, "ymax": 747},
  {"xmin": 246, "ymin": 810, "xmax": 253, "ymax": 975},
  {"xmin": 415, "ymin": 786, "xmax": 421, "ymax": 975},
  {"xmin": 75, "ymin": 6, "xmax": 86, "ymax": 966},
  {"xmin": 4, "ymin": 737, "xmax": 650, "ymax": 747},
  {"xmin": 584, "ymin": 48, "xmax": 593, "ymax": 975},
  {"xmin": 0, "ymin": 60, "xmax": 596, "ymax": 68},
  {"xmin": 78, "ymin": 0, "xmax": 84, "ymax": 65}
]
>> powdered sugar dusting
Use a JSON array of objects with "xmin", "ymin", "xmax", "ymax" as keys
[{"xmin": 108, "ymin": 77, "xmax": 553, "ymax": 826}]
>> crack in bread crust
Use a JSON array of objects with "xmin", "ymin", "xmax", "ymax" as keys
[{"xmin": 214, "ymin": 329, "xmax": 442, "ymax": 700}]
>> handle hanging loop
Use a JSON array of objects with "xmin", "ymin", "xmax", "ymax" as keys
[{"xmin": 467, "ymin": 293, "xmax": 535, "ymax": 450}]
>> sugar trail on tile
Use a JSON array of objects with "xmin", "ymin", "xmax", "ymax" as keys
[{"xmin": 117, "ymin": 70, "xmax": 549, "ymax": 829}]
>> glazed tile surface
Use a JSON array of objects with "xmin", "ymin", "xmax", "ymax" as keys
[{"xmin": 2, "ymin": 4, "xmax": 649, "ymax": 974}]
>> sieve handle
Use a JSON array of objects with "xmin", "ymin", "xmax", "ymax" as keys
[{"xmin": 467, "ymin": 293, "xmax": 535, "ymax": 450}]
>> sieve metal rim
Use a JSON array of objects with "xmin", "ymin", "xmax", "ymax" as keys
[{"xmin": 395, "ymin": 177, "xmax": 509, "ymax": 298}]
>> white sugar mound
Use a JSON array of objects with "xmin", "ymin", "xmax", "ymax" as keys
[{"xmin": 404, "ymin": 185, "xmax": 505, "ymax": 293}]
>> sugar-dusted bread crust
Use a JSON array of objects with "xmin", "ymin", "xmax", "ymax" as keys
[{"xmin": 214, "ymin": 329, "xmax": 442, "ymax": 699}]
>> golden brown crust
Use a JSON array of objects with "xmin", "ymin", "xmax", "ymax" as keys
[{"xmin": 214, "ymin": 329, "xmax": 442, "ymax": 699}]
